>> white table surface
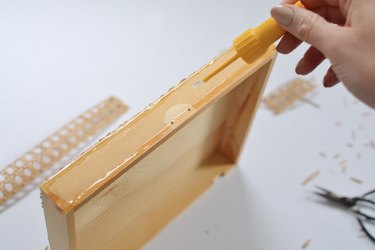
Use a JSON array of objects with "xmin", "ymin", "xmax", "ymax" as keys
[{"xmin": 1, "ymin": 0, "xmax": 374, "ymax": 249}]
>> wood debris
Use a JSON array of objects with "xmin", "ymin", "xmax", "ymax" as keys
[
  {"xmin": 341, "ymin": 165, "xmax": 347, "ymax": 174},
  {"xmin": 339, "ymin": 160, "xmax": 347, "ymax": 166},
  {"xmin": 350, "ymin": 177, "xmax": 363, "ymax": 184},
  {"xmin": 334, "ymin": 121, "xmax": 342, "ymax": 127},
  {"xmin": 301, "ymin": 170, "xmax": 320, "ymax": 186},
  {"xmin": 364, "ymin": 140, "xmax": 375, "ymax": 150},
  {"xmin": 319, "ymin": 151, "xmax": 326, "ymax": 158},
  {"xmin": 362, "ymin": 111, "xmax": 371, "ymax": 117},
  {"xmin": 358, "ymin": 229, "xmax": 367, "ymax": 238},
  {"xmin": 339, "ymin": 160, "xmax": 347, "ymax": 173},
  {"xmin": 358, "ymin": 233, "xmax": 367, "ymax": 238},
  {"xmin": 300, "ymin": 98, "xmax": 320, "ymax": 109},
  {"xmin": 346, "ymin": 143, "xmax": 354, "ymax": 148},
  {"xmin": 301, "ymin": 239, "xmax": 311, "ymax": 249},
  {"xmin": 351, "ymin": 131, "xmax": 357, "ymax": 140},
  {"xmin": 333, "ymin": 154, "xmax": 340, "ymax": 160}
]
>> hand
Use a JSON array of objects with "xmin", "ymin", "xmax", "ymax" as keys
[{"xmin": 270, "ymin": 0, "xmax": 375, "ymax": 108}]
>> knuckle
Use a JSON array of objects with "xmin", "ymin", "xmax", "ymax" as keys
[{"xmin": 296, "ymin": 14, "xmax": 321, "ymax": 43}]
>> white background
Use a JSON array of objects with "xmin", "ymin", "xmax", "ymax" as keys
[{"xmin": 0, "ymin": 0, "xmax": 374, "ymax": 249}]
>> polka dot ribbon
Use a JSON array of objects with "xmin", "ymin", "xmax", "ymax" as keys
[{"xmin": 0, "ymin": 97, "xmax": 127, "ymax": 207}]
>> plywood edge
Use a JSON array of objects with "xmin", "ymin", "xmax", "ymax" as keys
[
  {"xmin": 232, "ymin": 54, "xmax": 277, "ymax": 158},
  {"xmin": 42, "ymin": 192, "xmax": 77, "ymax": 249},
  {"xmin": 219, "ymin": 54, "xmax": 277, "ymax": 161},
  {"xmin": 40, "ymin": 46, "xmax": 277, "ymax": 213}
]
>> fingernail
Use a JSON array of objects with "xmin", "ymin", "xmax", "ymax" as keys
[
  {"xmin": 271, "ymin": 5, "xmax": 294, "ymax": 26},
  {"xmin": 295, "ymin": 61, "xmax": 304, "ymax": 74},
  {"xmin": 323, "ymin": 76, "xmax": 332, "ymax": 88}
]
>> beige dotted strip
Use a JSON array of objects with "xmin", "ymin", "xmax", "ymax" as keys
[
  {"xmin": 263, "ymin": 78, "xmax": 317, "ymax": 115},
  {"xmin": 0, "ymin": 96, "xmax": 127, "ymax": 206}
]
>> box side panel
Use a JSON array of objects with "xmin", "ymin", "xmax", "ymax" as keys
[
  {"xmin": 219, "ymin": 59, "xmax": 276, "ymax": 161},
  {"xmin": 42, "ymin": 193, "xmax": 76, "ymax": 250}
]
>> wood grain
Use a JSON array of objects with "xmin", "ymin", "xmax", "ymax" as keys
[{"xmin": 41, "ymin": 46, "xmax": 276, "ymax": 249}]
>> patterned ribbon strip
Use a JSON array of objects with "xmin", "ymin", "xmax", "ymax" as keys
[
  {"xmin": 0, "ymin": 96, "xmax": 127, "ymax": 206},
  {"xmin": 263, "ymin": 78, "xmax": 317, "ymax": 115}
]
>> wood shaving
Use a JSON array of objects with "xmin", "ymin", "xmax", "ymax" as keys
[
  {"xmin": 341, "ymin": 165, "xmax": 347, "ymax": 173},
  {"xmin": 351, "ymin": 131, "xmax": 357, "ymax": 140},
  {"xmin": 339, "ymin": 160, "xmax": 347, "ymax": 166},
  {"xmin": 358, "ymin": 233, "xmax": 367, "ymax": 238},
  {"xmin": 340, "ymin": 159, "xmax": 347, "ymax": 173},
  {"xmin": 333, "ymin": 154, "xmax": 340, "ymax": 159},
  {"xmin": 301, "ymin": 170, "xmax": 320, "ymax": 186},
  {"xmin": 347, "ymin": 143, "xmax": 354, "ymax": 148},
  {"xmin": 335, "ymin": 121, "xmax": 342, "ymax": 127},
  {"xmin": 362, "ymin": 111, "xmax": 371, "ymax": 117},
  {"xmin": 319, "ymin": 151, "xmax": 326, "ymax": 158},
  {"xmin": 350, "ymin": 177, "xmax": 363, "ymax": 184},
  {"xmin": 358, "ymin": 229, "xmax": 367, "ymax": 238},
  {"xmin": 364, "ymin": 140, "xmax": 375, "ymax": 150},
  {"xmin": 300, "ymin": 98, "xmax": 320, "ymax": 109},
  {"xmin": 301, "ymin": 239, "xmax": 311, "ymax": 249}
]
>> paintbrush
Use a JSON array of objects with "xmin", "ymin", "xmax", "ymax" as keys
[{"xmin": 203, "ymin": 1, "xmax": 304, "ymax": 82}]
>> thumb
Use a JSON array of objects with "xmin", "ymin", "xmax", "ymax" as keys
[{"xmin": 271, "ymin": 4, "xmax": 338, "ymax": 55}]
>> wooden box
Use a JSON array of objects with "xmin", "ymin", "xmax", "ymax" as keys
[{"xmin": 40, "ymin": 46, "xmax": 276, "ymax": 250}]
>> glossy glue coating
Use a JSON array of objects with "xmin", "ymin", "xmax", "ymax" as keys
[{"xmin": 40, "ymin": 47, "xmax": 277, "ymax": 213}]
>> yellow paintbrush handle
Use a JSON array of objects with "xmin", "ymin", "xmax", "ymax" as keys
[
  {"xmin": 234, "ymin": 1, "xmax": 304, "ymax": 64},
  {"xmin": 203, "ymin": 1, "xmax": 304, "ymax": 82}
]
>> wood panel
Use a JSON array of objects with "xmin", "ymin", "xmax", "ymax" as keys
[
  {"xmin": 219, "ymin": 59, "xmax": 275, "ymax": 160},
  {"xmin": 42, "ymin": 193, "xmax": 76, "ymax": 250}
]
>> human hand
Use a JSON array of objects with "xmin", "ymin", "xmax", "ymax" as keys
[{"xmin": 271, "ymin": 0, "xmax": 375, "ymax": 108}]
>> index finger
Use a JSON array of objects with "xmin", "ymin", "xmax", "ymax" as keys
[{"xmin": 282, "ymin": 0, "xmax": 346, "ymax": 13}]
